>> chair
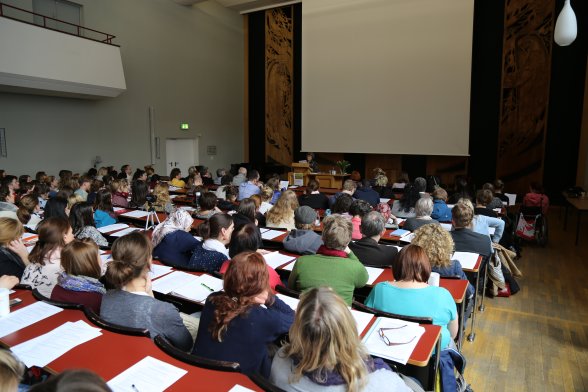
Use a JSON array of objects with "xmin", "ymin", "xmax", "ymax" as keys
[
  {"xmin": 13, "ymin": 283, "xmax": 32, "ymax": 291},
  {"xmin": 352, "ymin": 301, "xmax": 433, "ymax": 325},
  {"xmin": 83, "ymin": 307, "xmax": 150, "ymax": 337},
  {"xmin": 275, "ymin": 285, "xmax": 301, "ymax": 299},
  {"xmin": 31, "ymin": 288, "xmax": 84, "ymax": 310},
  {"xmin": 154, "ymin": 335, "xmax": 241, "ymax": 372},
  {"xmin": 249, "ymin": 372, "xmax": 287, "ymax": 392}
]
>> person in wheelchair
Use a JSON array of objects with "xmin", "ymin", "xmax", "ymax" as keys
[{"xmin": 522, "ymin": 182, "xmax": 549, "ymax": 215}]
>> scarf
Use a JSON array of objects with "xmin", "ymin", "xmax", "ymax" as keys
[
  {"xmin": 316, "ymin": 246, "xmax": 348, "ymax": 258},
  {"xmin": 58, "ymin": 272, "xmax": 106, "ymax": 294},
  {"xmin": 298, "ymin": 357, "xmax": 390, "ymax": 387},
  {"xmin": 152, "ymin": 209, "xmax": 194, "ymax": 247}
]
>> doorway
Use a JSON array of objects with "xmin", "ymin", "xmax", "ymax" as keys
[{"xmin": 165, "ymin": 138, "xmax": 198, "ymax": 178}]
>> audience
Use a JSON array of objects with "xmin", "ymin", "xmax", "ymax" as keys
[
  {"xmin": 152, "ymin": 209, "xmax": 198, "ymax": 266},
  {"xmin": 349, "ymin": 211, "xmax": 398, "ymax": 267},
  {"xmin": 238, "ymin": 169, "xmax": 261, "ymax": 201},
  {"xmin": 50, "ymin": 239, "xmax": 105, "ymax": 313},
  {"xmin": 16, "ymin": 194, "xmax": 42, "ymax": 230},
  {"xmin": 431, "ymin": 187, "xmax": 452, "ymax": 222},
  {"xmin": 366, "ymin": 244, "xmax": 458, "ymax": 349},
  {"xmin": 403, "ymin": 197, "xmax": 438, "ymax": 232},
  {"xmin": 298, "ymin": 179, "xmax": 329, "ymax": 210},
  {"xmin": 43, "ymin": 196, "xmax": 69, "ymax": 219},
  {"xmin": 482, "ymin": 183, "xmax": 504, "ymax": 210},
  {"xmin": 283, "ymin": 206, "xmax": 323, "ymax": 255},
  {"xmin": 349, "ymin": 199, "xmax": 373, "ymax": 240},
  {"xmin": 231, "ymin": 198, "xmax": 258, "ymax": 228},
  {"xmin": 271, "ymin": 287, "xmax": 412, "ymax": 392},
  {"xmin": 523, "ymin": 182, "xmax": 549, "ymax": 215},
  {"xmin": 129, "ymin": 180, "xmax": 149, "ymax": 209},
  {"xmin": 0, "ymin": 349, "xmax": 25, "ymax": 392},
  {"xmin": 74, "ymin": 176, "xmax": 91, "ymax": 201},
  {"xmin": 288, "ymin": 214, "xmax": 368, "ymax": 305},
  {"xmin": 93, "ymin": 189, "xmax": 117, "ymax": 228},
  {"xmin": 353, "ymin": 179, "xmax": 380, "ymax": 207},
  {"xmin": 169, "ymin": 168, "xmax": 186, "ymax": 188},
  {"xmin": 193, "ymin": 192, "xmax": 220, "ymax": 220},
  {"xmin": 391, "ymin": 184, "xmax": 419, "ymax": 218},
  {"xmin": 101, "ymin": 232, "xmax": 194, "ymax": 350},
  {"xmin": 258, "ymin": 185, "xmax": 274, "ymax": 215},
  {"xmin": 329, "ymin": 179, "xmax": 356, "ymax": 207},
  {"xmin": 0, "ymin": 185, "xmax": 18, "ymax": 219},
  {"xmin": 475, "ymin": 189, "xmax": 499, "ymax": 218},
  {"xmin": 69, "ymin": 202, "xmax": 108, "ymax": 247},
  {"xmin": 0, "ymin": 218, "xmax": 29, "ymax": 278},
  {"xmin": 189, "ymin": 213, "xmax": 233, "ymax": 272},
  {"xmin": 232, "ymin": 167, "xmax": 247, "ymax": 186},
  {"xmin": 21, "ymin": 217, "xmax": 74, "ymax": 297},
  {"xmin": 193, "ymin": 252, "xmax": 294, "ymax": 376},
  {"xmin": 448, "ymin": 176, "xmax": 473, "ymax": 204},
  {"xmin": 110, "ymin": 179, "xmax": 129, "ymax": 208},
  {"xmin": 266, "ymin": 190, "xmax": 299, "ymax": 230}
]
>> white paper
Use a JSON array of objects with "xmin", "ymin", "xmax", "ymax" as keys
[
  {"xmin": 350, "ymin": 308, "xmax": 375, "ymax": 335},
  {"xmin": 261, "ymin": 230, "xmax": 286, "ymax": 240},
  {"xmin": 493, "ymin": 208, "xmax": 502, "ymax": 213},
  {"xmin": 109, "ymin": 227, "xmax": 142, "ymax": 237},
  {"xmin": 98, "ymin": 223, "xmax": 129, "ymax": 233},
  {"xmin": 281, "ymin": 261, "xmax": 296, "ymax": 271},
  {"xmin": 263, "ymin": 252, "xmax": 296, "ymax": 269},
  {"xmin": 0, "ymin": 302, "xmax": 63, "ymax": 338},
  {"xmin": 169, "ymin": 194, "xmax": 179, "ymax": 199},
  {"xmin": 276, "ymin": 294, "xmax": 300, "ymax": 311},
  {"xmin": 149, "ymin": 264, "xmax": 174, "ymax": 280},
  {"xmin": 151, "ymin": 271, "xmax": 198, "ymax": 295},
  {"xmin": 488, "ymin": 227, "xmax": 496, "ymax": 235},
  {"xmin": 279, "ymin": 181, "xmax": 289, "ymax": 190},
  {"xmin": 400, "ymin": 233, "xmax": 415, "ymax": 243},
  {"xmin": 379, "ymin": 198, "xmax": 391, "ymax": 204},
  {"xmin": 362, "ymin": 317, "xmax": 425, "ymax": 365},
  {"xmin": 120, "ymin": 210, "xmax": 149, "ymax": 218},
  {"xmin": 179, "ymin": 206, "xmax": 196, "ymax": 212},
  {"xmin": 229, "ymin": 385, "xmax": 257, "ymax": 392},
  {"xmin": 447, "ymin": 204, "xmax": 455, "ymax": 210},
  {"xmin": 100, "ymin": 254, "xmax": 112, "ymax": 263},
  {"xmin": 113, "ymin": 207, "xmax": 126, "ymax": 212},
  {"xmin": 365, "ymin": 267, "xmax": 385, "ymax": 285},
  {"xmin": 505, "ymin": 193, "xmax": 517, "ymax": 206},
  {"xmin": 452, "ymin": 251, "xmax": 479, "ymax": 270},
  {"xmin": 440, "ymin": 223, "xmax": 452, "ymax": 231},
  {"xmin": 172, "ymin": 274, "xmax": 224, "ymax": 303},
  {"xmin": 11, "ymin": 320, "xmax": 102, "ymax": 367},
  {"xmin": 396, "ymin": 218, "xmax": 406, "ymax": 225},
  {"xmin": 107, "ymin": 356, "xmax": 187, "ymax": 392}
]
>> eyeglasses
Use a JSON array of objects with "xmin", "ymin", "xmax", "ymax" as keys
[{"xmin": 378, "ymin": 326, "xmax": 416, "ymax": 346}]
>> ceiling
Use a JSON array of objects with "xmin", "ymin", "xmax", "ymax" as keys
[{"xmin": 173, "ymin": 0, "xmax": 300, "ymax": 14}]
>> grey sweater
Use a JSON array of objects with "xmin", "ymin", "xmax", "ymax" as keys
[
  {"xmin": 100, "ymin": 290, "xmax": 192, "ymax": 351},
  {"xmin": 283, "ymin": 230, "xmax": 323, "ymax": 255}
]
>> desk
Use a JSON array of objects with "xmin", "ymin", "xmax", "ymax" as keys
[
  {"xmin": 2, "ymin": 290, "xmax": 261, "ymax": 391},
  {"xmin": 563, "ymin": 193, "xmax": 588, "ymax": 245},
  {"xmin": 307, "ymin": 173, "xmax": 349, "ymax": 189},
  {"xmin": 462, "ymin": 255, "xmax": 483, "ymax": 343}
]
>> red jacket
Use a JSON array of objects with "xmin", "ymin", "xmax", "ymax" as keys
[{"xmin": 523, "ymin": 192, "xmax": 549, "ymax": 215}]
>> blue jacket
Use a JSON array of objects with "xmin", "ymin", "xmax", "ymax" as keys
[
  {"xmin": 187, "ymin": 241, "xmax": 228, "ymax": 272},
  {"xmin": 153, "ymin": 230, "xmax": 199, "ymax": 266},
  {"xmin": 93, "ymin": 210, "xmax": 116, "ymax": 228},
  {"xmin": 432, "ymin": 199, "xmax": 452, "ymax": 222}
]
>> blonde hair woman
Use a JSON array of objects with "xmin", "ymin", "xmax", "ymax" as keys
[
  {"xmin": 266, "ymin": 190, "xmax": 299, "ymax": 230},
  {"xmin": 0, "ymin": 349, "xmax": 25, "ymax": 392},
  {"xmin": 152, "ymin": 183, "xmax": 173, "ymax": 213},
  {"xmin": 0, "ymin": 217, "xmax": 29, "ymax": 278},
  {"xmin": 271, "ymin": 287, "xmax": 411, "ymax": 392}
]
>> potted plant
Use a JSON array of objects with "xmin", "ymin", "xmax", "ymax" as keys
[{"xmin": 335, "ymin": 160, "xmax": 350, "ymax": 174}]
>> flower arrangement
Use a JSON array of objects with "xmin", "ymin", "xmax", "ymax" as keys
[{"xmin": 336, "ymin": 160, "xmax": 351, "ymax": 174}]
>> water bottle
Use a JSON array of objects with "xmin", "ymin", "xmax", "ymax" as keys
[
  {"xmin": 314, "ymin": 210, "xmax": 321, "ymax": 226},
  {"xmin": 325, "ymin": 209, "xmax": 331, "ymax": 216}
]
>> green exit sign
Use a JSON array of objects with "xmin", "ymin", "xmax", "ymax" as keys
[{"xmin": 180, "ymin": 123, "xmax": 189, "ymax": 130}]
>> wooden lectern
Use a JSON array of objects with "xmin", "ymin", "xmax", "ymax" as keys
[{"xmin": 288, "ymin": 162, "xmax": 311, "ymax": 186}]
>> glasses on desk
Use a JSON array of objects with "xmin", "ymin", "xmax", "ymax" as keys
[{"xmin": 378, "ymin": 326, "xmax": 416, "ymax": 346}]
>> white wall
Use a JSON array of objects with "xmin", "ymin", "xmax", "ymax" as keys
[{"xmin": 0, "ymin": 0, "xmax": 244, "ymax": 177}]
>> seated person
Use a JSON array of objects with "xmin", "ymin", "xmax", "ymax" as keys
[
  {"xmin": 21, "ymin": 217, "xmax": 75, "ymax": 297},
  {"xmin": 288, "ymin": 214, "xmax": 368, "ymax": 305},
  {"xmin": 74, "ymin": 176, "xmax": 91, "ymax": 201},
  {"xmin": 271, "ymin": 287, "xmax": 412, "ymax": 392},
  {"xmin": 51, "ymin": 239, "xmax": 105, "ymax": 313},
  {"xmin": 43, "ymin": 196, "xmax": 69, "ymax": 220},
  {"xmin": 523, "ymin": 182, "xmax": 549, "ymax": 215},
  {"xmin": 231, "ymin": 198, "xmax": 258, "ymax": 228},
  {"xmin": 298, "ymin": 180, "xmax": 329, "ymax": 210},
  {"xmin": 450, "ymin": 202, "xmax": 492, "ymax": 258},
  {"xmin": 0, "ymin": 185, "xmax": 18, "ymax": 219},
  {"xmin": 258, "ymin": 185, "xmax": 274, "ymax": 215},
  {"xmin": 93, "ymin": 190, "xmax": 117, "ymax": 228},
  {"xmin": 283, "ymin": 206, "xmax": 323, "ymax": 255},
  {"xmin": 482, "ymin": 183, "xmax": 505, "ymax": 210},
  {"xmin": 403, "ymin": 197, "xmax": 439, "ymax": 232},
  {"xmin": 431, "ymin": 187, "xmax": 452, "ymax": 222},
  {"xmin": 69, "ymin": 202, "xmax": 108, "ymax": 247},
  {"xmin": 193, "ymin": 252, "xmax": 294, "ymax": 377},
  {"xmin": 0, "ymin": 275, "xmax": 19, "ymax": 289},
  {"xmin": 0, "ymin": 349, "xmax": 25, "ymax": 392},
  {"xmin": 353, "ymin": 179, "xmax": 380, "ymax": 207},
  {"xmin": 169, "ymin": 168, "xmax": 186, "ymax": 188},
  {"xmin": 266, "ymin": 190, "xmax": 299, "ymax": 231},
  {"xmin": 349, "ymin": 199, "xmax": 373, "ymax": 240},
  {"xmin": 152, "ymin": 183, "xmax": 173, "ymax": 214},
  {"xmin": 266, "ymin": 176, "xmax": 282, "ymax": 204},
  {"xmin": 475, "ymin": 189, "xmax": 499, "ymax": 218},
  {"xmin": 28, "ymin": 369, "xmax": 110, "ymax": 392},
  {"xmin": 238, "ymin": 169, "xmax": 261, "ymax": 201},
  {"xmin": 329, "ymin": 179, "xmax": 356, "ymax": 207},
  {"xmin": 152, "ymin": 209, "xmax": 199, "ymax": 266},
  {"xmin": 110, "ymin": 179, "xmax": 129, "ymax": 208},
  {"xmin": 16, "ymin": 194, "xmax": 42, "ymax": 231},
  {"xmin": 101, "ymin": 232, "xmax": 193, "ymax": 350},
  {"xmin": 214, "ymin": 168, "xmax": 226, "ymax": 185},
  {"xmin": 129, "ymin": 180, "xmax": 149, "ymax": 209},
  {"xmin": 331, "ymin": 193, "xmax": 354, "ymax": 217},
  {"xmin": 459, "ymin": 199, "xmax": 504, "ymax": 246},
  {"xmin": 221, "ymin": 223, "xmax": 281, "ymax": 290},
  {"xmin": 217, "ymin": 185, "xmax": 238, "ymax": 212},
  {"xmin": 231, "ymin": 167, "xmax": 247, "ymax": 186},
  {"xmin": 193, "ymin": 192, "xmax": 221, "ymax": 220},
  {"xmin": 366, "ymin": 245, "xmax": 458, "ymax": 349},
  {"xmin": 250, "ymin": 194, "xmax": 267, "ymax": 227},
  {"xmin": 448, "ymin": 176, "xmax": 473, "ymax": 204},
  {"xmin": 390, "ymin": 184, "xmax": 419, "ymax": 218},
  {"xmin": 493, "ymin": 179, "xmax": 510, "ymax": 204},
  {"xmin": 214, "ymin": 173, "xmax": 233, "ymax": 200},
  {"xmin": 189, "ymin": 213, "xmax": 233, "ymax": 272},
  {"xmin": 349, "ymin": 211, "xmax": 398, "ymax": 267}
]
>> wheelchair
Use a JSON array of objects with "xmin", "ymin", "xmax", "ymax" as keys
[{"xmin": 515, "ymin": 205, "xmax": 548, "ymax": 247}]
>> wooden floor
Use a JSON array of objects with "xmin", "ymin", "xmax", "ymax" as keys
[{"xmin": 461, "ymin": 206, "xmax": 588, "ymax": 392}]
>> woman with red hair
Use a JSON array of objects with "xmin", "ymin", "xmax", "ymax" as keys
[{"xmin": 192, "ymin": 252, "xmax": 294, "ymax": 377}]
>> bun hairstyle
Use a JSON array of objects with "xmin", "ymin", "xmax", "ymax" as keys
[
  {"xmin": 105, "ymin": 232, "xmax": 152, "ymax": 289},
  {"xmin": 61, "ymin": 239, "xmax": 101, "ymax": 279},
  {"xmin": 197, "ymin": 213, "xmax": 233, "ymax": 240},
  {"xmin": 16, "ymin": 194, "xmax": 39, "ymax": 225},
  {"xmin": 29, "ymin": 217, "xmax": 71, "ymax": 266},
  {"xmin": 209, "ymin": 252, "xmax": 272, "ymax": 341}
]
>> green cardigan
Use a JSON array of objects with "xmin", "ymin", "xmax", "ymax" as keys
[{"xmin": 287, "ymin": 252, "xmax": 369, "ymax": 305}]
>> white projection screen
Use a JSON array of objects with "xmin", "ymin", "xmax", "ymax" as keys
[{"xmin": 301, "ymin": 0, "xmax": 474, "ymax": 156}]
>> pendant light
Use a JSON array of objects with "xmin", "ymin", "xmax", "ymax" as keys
[{"xmin": 554, "ymin": 0, "xmax": 577, "ymax": 46}]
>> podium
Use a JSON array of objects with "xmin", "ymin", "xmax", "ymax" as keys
[
  {"xmin": 287, "ymin": 162, "xmax": 350, "ymax": 189},
  {"xmin": 288, "ymin": 162, "xmax": 311, "ymax": 186}
]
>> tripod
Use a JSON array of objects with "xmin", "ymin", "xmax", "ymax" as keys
[{"xmin": 145, "ymin": 205, "xmax": 161, "ymax": 230}]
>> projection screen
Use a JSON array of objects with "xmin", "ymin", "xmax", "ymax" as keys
[{"xmin": 301, "ymin": 0, "xmax": 474, "ymax": 156}]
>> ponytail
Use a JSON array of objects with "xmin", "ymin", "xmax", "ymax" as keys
[
  {"xmin": 104, "ymin": 232, "xmax": 152, "ymax": 289},
  {"xmin": 199, "ymin": 213, "xmax": 233, "ymax": 240}
]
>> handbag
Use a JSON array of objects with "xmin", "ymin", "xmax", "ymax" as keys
[
  {"xmin": 487, "ymin": 252, "xmax": 506, "ymax": 296},
  {"xmin": 515, "ymin": 213, "xmax": 535, "ymax": 240}
]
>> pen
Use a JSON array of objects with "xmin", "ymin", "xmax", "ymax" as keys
[
  {"xmin": 131, "ymin": 384, "xmax": 140, "ymax": 392},
  {"xmin": 201, "ymin": 282, "xmax": 214, "ymax": 292}
]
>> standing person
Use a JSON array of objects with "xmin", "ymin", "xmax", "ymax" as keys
[
  {"xmin": 366, "ymin": 244, "xmax": 458, "ymax": 349},
  {"xmin": 193, "ymin": 252, "xmax": 294, "ymax": 377},
  {"xmin": 271, "ymin": 287, "xmax": 412, "ymax": 392},
  {"xmin": 305, "ymin": 152, "xmax": 319, "ymax": 173},
  {"xmin": 21, "ymin": 217, "xmax": 75, "ymax": 297},
  {"xmin": 101, "ymin": 232, "xmax": 194, "ymax": 350}
]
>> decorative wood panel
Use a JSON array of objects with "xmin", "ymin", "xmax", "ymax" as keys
[
  {"xmin": 265, "ymin": 7, "xmax": 293, "ymax": 167},
  {"xmin": 497, "ymin": 0, "xmax": 555, "ymax": 195}
]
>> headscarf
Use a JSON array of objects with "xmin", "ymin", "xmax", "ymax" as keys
[
  {"xmin": 151, "ymin": 209, "xmax": 193, "ymax": 247},
  {"xmin": 375, "ymin": 202, "xmax": 391, "ymax": 221}
]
